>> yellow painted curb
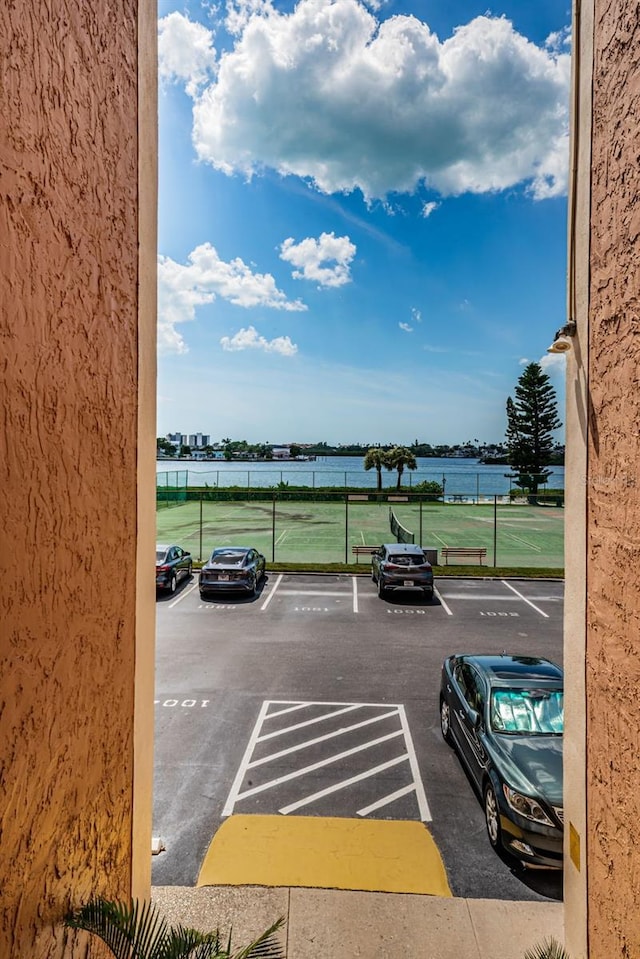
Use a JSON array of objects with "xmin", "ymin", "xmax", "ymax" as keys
[{"xmin": 197, "ymin": 815, "xmax": 451, "ymax": 896}]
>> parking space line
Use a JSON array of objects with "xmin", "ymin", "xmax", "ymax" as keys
[
  {"xmin": 222, "ymin": 700, "xmax": 271, "ymax": 817},
  {"xmin": 247, "ymin": 709, "xmax": 401, "ymax": 767},
  {"xmin": 279, "ymin": 755, "xmax": 410, "ymax": 815},
  {"xmin": 501, "ymin": 580, "xmax": 550, "ymax": 617},
  {"xmin": 237, "ymin": 730, "xmax": 404, "ymax": 802},
  {"xmin": 397, "ymin": 704, "xmax": 431, "ymax": 821},
  {"xmin": 260, "ymin": 573, "xmax": 283, "ymax": 611},
  {"xmin": 434, "ymin": 586, "xmax": 453, "ymax": 615},
  {"xmin": 266, "ymin": 702, "xmax": 311, "ymax": 720},
  {"xmin": 352, "ymin": 576, "xmax": 359, "ymax": 613},
  {"xmin": 357, "ymin": 783, "xmax": 416, "ymax": 817},
  {"xmin": 168, "ymin": 580, "xmax": 199, "ymax": 608},
  {"xmin": 277, "ymin": 590, "xmax": 353, "ymax": 597}
]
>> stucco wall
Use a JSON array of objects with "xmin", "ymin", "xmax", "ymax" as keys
[
  {"xmin": 586, "ymin": 2, "xmax": 640, "ymax": 955},
  {"xmin": 0, "ymin": 2, "xmax": 154, "ymax": 956}
]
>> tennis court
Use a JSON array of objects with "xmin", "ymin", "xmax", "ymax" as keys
[{"xmin": 156, "ymin": 496, "xmax": 564, "ymax": 568}]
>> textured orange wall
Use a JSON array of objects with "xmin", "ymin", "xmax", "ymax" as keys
[
  {"xmin": 587, "ymin": 2, "xmax": 640, "ymax": 956},
  {"xmin": 0, "ymin": 2, "xmax": 142, "ymax": 956}
]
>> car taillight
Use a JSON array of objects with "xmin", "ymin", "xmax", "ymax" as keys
[{"xmin": 157, "ymin": 564, "xmax": 170, "ymax": 572}]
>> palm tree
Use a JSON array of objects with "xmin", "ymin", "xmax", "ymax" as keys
[
  {"xmin": 65, "ymin": 898, "xmax": 285, "ymax": 959},
  {"xmin": 363, "ymin": 447, "xmax": 388, "ymax": 491},
  {"xmin": 385, "ymin": 446, "xmax": 417, "ymax": 490}
]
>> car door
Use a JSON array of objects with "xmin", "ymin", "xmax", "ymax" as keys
[{"xmin": 451, "ymin": 663, "xmax": 489, "ymax": 788}]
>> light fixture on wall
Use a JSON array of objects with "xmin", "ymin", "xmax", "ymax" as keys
[{"xmin": 547, "ymin": 321, "xmax": 577, "ymax": 354}]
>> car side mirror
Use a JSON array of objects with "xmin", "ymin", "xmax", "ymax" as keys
[{"xmin": 468, "ymin": 708, "xmax": 481, "ymax": 730}]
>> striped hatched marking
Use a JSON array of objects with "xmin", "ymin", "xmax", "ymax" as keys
[{"xmin": 222, "ymin": 700, "xmax": 431, "ymax": 822}]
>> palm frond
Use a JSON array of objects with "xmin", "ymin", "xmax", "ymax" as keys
[
  {"xmin": 65, "ymin": 899, "xmax": 285, "ymax": 959},
  {"xmin": 524, "ymin": 937, "xmax": 571, "ymax": 959}
]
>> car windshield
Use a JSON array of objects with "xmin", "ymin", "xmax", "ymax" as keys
[
  {"xmin": 490, "ymin": 688, "xmax": 564, "ymax": 735},
  {"xmin": 156, "ymin": 550, "xmax": 168, "ymax": 562},
  {"xmin": 388, "ymin": 554, "xmax": 426, "ymax": 566},
  {"xmin": 210, "ymin": 552, "xmax": 247, "ymax": 566}
]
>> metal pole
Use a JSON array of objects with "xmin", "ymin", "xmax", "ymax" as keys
[
  {"xmin": 493, "ymin": 495, "xmax": 497, "ymax": 567},
  {"xmin": 199, "ymin": 493, "xmax": 203, "ymax": 561},
  {"xmin": 419, "ymin": 498, "xmax": 423, "ymax": 547},
  {"xmin": 345, "ymin": 495, "xmax": 349, "ymax": 564},
  {"xmin": 477, "ymin": 473, "xmax": 480, "ymax": 505},
  {"xmin": 272, "ymin": 493, "xmax": 276, "ymax": 562}
]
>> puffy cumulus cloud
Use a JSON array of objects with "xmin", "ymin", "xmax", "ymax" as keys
[
  {"xmin": 411, "ymin": 308, "xmax": 422, "ymax": 323},
  {"xmin": 540, "ymin": 351, "xmax": 566, "ymax": 373},
  {"xmin": 220, "ymin": 325, "xmax": 298, "ymax": 355},
  {"xmin": 225, "ymin": 0, "xmax": 274, "ymax": 36},
  {"xmin": 158, "ymin": 244, "xmax": 306, "ymax": 353},
  {"xmin": 279, "ymin": 231, "xmax": 357, "ymax": 287},
  {"xmin": 399, "ymin": 322, "xmax": 413, "ymax": 332},
  {"xmin": 190, "ymin": 0, "xmax": 570, "ymax": 200},
  {"xmin": 158, "ymin": 12, "xmax": 217, "ymax": 96}
]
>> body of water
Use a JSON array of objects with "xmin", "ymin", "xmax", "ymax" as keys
[{"xmin": 157, "ymin": 456, "xmax": 565, "ymax": 498}]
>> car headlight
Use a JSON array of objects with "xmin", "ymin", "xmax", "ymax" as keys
[{"xmin": 502, "ymin": 785, "xmax": 554, "ymax": 826}]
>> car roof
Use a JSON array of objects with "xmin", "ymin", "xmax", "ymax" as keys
[
  {"xmin": 459, "ymin": 654, "xmax": 563, "ymax": 683},
  {"xmin": 156, "ymin": 544, "xmax": 171, "ymax": 551},
  {"xmin": 381, "ymin": 543, "xmax": 425, "ymax": 553},
  {"xmin": 212, "ymin": 546, "xmax": 251, "ymax": 553}
]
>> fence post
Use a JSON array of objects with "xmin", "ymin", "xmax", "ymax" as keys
[
  {"xmin": 419, "ymin": 498, "xmax": 423, "ymax": 547},
  {"xmin": 199, "ymin": 493, "xmax": 203, "ymax": 561},
  {"xmin": 345, "ymin": 495, "xmax": 349, "ymax": 564},
  {"xmin": 272, "ymin": 493, "xmax": 276, "ymax": 562},
  {"xmin": 493, "ymin": 495, "xmax": 497, "ymax": 567}
]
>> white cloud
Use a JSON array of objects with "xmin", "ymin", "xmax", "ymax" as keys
[
  {"xmin": 399, "ymin": 322, "xmax": 413, "ymax": 333},
  {"xmin": 158, "ymin": 244, "xmax": 306, "ymax": 353},
  {"xmin": 220, "ymin": 325, "xmax": 298, "ymax": 355},
  {"xmin": 422, "ymin": 201, "xmax": 440, "ymax": 218},
  {"xmin": 158, "ymin": 12, "xmax": 217, "ymax": 97},
  {"xmin": 225, "ymin": 0, "xmax": 274, "ymax": 35},
  {"xmin": 187, "ymin": 1, "xmax": 570, "ymax": 201},
  {"xmin": 279, "ymin": 232, "xmax": 356, "ymax": 287},
  {"xmin": 540, "ymin": 351, "xmax": 566, "ymax": 373},
  {"xmin": 519, "ymin": 357, "xmax": 529, "ymax": 365},
  {"xmin": 411, "ymin": 308, "xmax": 422, "ymax": 323}
]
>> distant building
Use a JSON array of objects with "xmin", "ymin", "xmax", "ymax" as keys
[
  {"xmin": 271, "ymin": 447, "xmax": 291, "ymax": 460},
  {"xmin": 188, "ymin": 433, "xmax": 210, "ymax": 448}
]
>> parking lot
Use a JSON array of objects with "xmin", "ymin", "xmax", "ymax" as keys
[{"xmin": 152, "ymin": 573, "xmax": 563, "ymax": 901}]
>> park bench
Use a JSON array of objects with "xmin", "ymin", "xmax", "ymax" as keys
[
  {"xmin": 352, "ymin": 545, "xmax": 379, "ymax": 562},
  {"xmin": 441, "ymin": 546, "xmax": 487, "ymax": 565}
]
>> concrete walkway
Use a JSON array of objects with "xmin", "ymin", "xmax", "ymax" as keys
[{"xmin": 152, "ymin": 885, "xmax": 564, "ymax": 959}]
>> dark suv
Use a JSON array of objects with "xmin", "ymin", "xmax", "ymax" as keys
[{"xmin": 371, "ymin": 543, "xmax": 434, "ymax": 600}]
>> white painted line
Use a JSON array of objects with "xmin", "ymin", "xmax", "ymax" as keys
[
  {"xmin": 221, "ymin": 700, "xmax": 271, "ymax": 817},
  {"xmin": 501, "ymin": 580, "xmax": 549, "ymax": 618},
  {"xmin": 236, "ymin": 730, "xmax": 404, "ymax": 801},
  {"xmin": 279, "ymin": 755, "xmax": 410, "ymax": 815},
  {"xmin": 267, "ymin": 699, "xmax": 403, "ymax": 708},
  {"xmin": 434, "ymin": 586, "xmax": 453, "ymax": 616},
  {"xmin": 432, "ymin": 532, "xmax": 449, "ymax": 547},
  {"xmin": 360, "ymin": 530, "xmax": 366, "ymax": 545},
  {"xmin": 397, "ymin": 704, "xmax": 431, "ymax": 821},
  {"xmin": 265, "ymin": 702, "xmax": 312, "ymax": 720},
  {"xmin": 277, "ymin": 589, "xmax": 353, "ymax": 597},
  {"xmin": 357, "ymin": 783, "xmax": 416, "ymax": 817},
  {"xmin": 275, "ymin": 529, "xmax": 288, "ymax": 545},
  {"xmin": 247, "ymin": 709, "xmax": 401, "ymax": 768},
  {"xmin": 352, "ymin": 576, "xmax": 359, "ymax": 614},
  {"xmin": 167, "ymin": 579, "xmax": 199, "ymax": 608},
  {"xmin": 501, "ymin": 531, "xmax": 542, "ymax": 551},
  {"xmin": 257, "ymin": 704, "xmax": 365, "ymax": 742},
  {"xmin": 439, "ymin": 594, "xmax": 519, "ymax": 601},
  {"xmin": 260, "ymin": 573, "xmax": 283, "ymax": 611}
]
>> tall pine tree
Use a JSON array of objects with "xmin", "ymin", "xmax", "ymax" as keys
[{"xmin": 505, "ymin": 363, "xmax": 561, "ymax": 494}]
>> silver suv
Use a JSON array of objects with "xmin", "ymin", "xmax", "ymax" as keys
[{"xmin": 371, "ymin": 543, "xmax": 434, "ymax": 600}]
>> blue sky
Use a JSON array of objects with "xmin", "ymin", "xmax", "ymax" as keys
[{"xmin": 156, "ymin": 0, "xmax": 571, "ymax": 445}]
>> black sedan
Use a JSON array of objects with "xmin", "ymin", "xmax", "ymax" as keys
[
  {"xmin": 156, "ymin": 544, "xmax": 193, "ymax": 593},
  {"xmin": 439, "ymin": 654, "xmax": 563, "ymax": 868},
  {"xmin": 199, "ymin": 546, "xmax": 266, "ymax": 598}
]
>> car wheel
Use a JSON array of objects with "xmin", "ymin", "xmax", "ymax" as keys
[
  {"xmin": 484, "ymin": 783, "xmax": 501, "ymax": 850},
  {"xmin": 169, "ymin": 572, "xmax": 177, "ymax": 594},
  {"xmin": 424, "ymin": 588, "xmax": 434, "ymax": 601},
  {"xmin": 187, "ymin": 562, "xmax": 193, "ymax": 578},
  {"xmin": 252, "ymin": 574, "xmax": 259, "ymax": 596},
  {"xmin": 377, "ymin": 576, "xmax": 386, "ymax": 598},
  {"xmin": 199, "ymin": 591, "xmax": 207, "ymax": 601},
  {"xmin": 440, "ymin": 697, "xmax": 453, "ymax": 745}
]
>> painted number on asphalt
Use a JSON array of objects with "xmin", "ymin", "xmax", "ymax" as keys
[
  {"xmin": 387, "ymin": 609, "xmax": 426, "ymax": 615},
  {"xmin": 480, "ymin": 611, "xmax": 520, "ymax": 617},
  {"xmin": 155, "ymin": 699, "xmax": 210, "ymax": 708},
  {"xmin": 293, "ymin": 606, "xmax": 330, "ymax": 612}
]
